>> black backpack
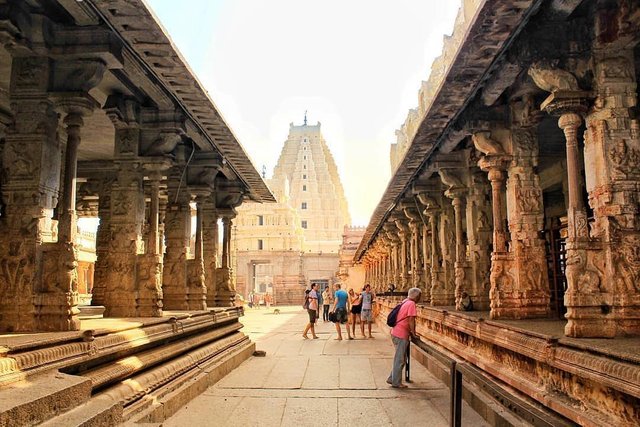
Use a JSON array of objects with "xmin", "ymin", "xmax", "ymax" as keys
[{"xmin": 386, "ymin": 301, "xmax": 407, "ymax": 327}]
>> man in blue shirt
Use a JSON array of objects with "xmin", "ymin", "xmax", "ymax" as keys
[{"xmin": 331, "ymin": 283, "xmax": 352, "ymax": 340}]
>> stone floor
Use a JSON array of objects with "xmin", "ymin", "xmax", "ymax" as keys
[{"xmin": 161, "ymin": 306, "xmax": 490, "ymax": 427}]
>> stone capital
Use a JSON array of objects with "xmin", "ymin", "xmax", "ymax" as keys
[
  {"xmin": 51, "ymin": 59, "xmax": 107, "ymax": 93},
  {"xmin": 478, "ymin": 155, "xmax": 511, "ymax": 173},
  {"xmin": 53, "ymin": 92, "xmax": 99, "ymax": 118},
  {"xmin": 540, "ymin": 91, "xmax": 590, "ymax": 117}
]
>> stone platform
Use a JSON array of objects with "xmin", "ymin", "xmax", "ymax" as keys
[
  {"xmin": 377, "ymin": 297, "xmax": 640, "ymax": 427},
  {"xmin": 0, "ymin": 307, "xmax": 254, "ymax": 426}
]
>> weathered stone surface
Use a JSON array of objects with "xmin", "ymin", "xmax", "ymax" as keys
[{"xmin": 0, "ymin": 371, "xmax": 92, "ymax": 426}]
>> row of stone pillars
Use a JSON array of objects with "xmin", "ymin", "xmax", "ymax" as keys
[
  {"xmin": 362, "ymin": 45, "xmax": 640, "ymax": 338},
  {"xmin": 0, "ymin": 55, "xmax": 240, "ymax": 332}
]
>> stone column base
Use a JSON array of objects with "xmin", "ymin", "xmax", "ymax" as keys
[
  {"xmin": 431, "ymin": 269, "xmax": 455, "ymax": 305},
  {"xmin": 135, "ymin": 254, "xmax": 163, "ymax": 317},
  {"xmin": 37, "ymin": 242, "xmax": 82, "ymax": 331},
  {"xmin": 186, "ymin": 259, "xmax": 207, "ymax": 311}
]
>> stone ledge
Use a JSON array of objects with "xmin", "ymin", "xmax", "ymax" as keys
[
  {"xmin": 0, "ymin": 307, "xmax": 242, "ymax": 387},
  {"xmin": 0, "ymin": 371, "xmax": 92, "ymax": 427},
  {"xmin": 377, "ymin": 298, "xmax": 640, "ymax": 426},
  {"xmin": 128, "ymin": 338, "xmax": 255, "ymax": 423}
]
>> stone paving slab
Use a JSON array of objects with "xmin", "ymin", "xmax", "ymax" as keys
[{"xmin": 163, "ymin": 306, "xmax": 490, "ymax": 427}]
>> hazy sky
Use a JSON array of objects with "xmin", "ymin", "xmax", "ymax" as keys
[{"xmin": 145, "ymin": 0, "xmax": 460, "ymax": 226}]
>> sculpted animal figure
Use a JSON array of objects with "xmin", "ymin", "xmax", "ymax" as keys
[
  {"xmin": 528, "ymin": 62, "xmax": 580, "ymax": 93},
  {"xmin": 472, "ymin": 132, "xmax": 505, "ymax": 155}
]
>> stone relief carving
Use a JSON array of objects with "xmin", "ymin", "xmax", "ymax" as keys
[
  {"xmin": 596, "ymin": 56, "xmax": 633, "ymax": 81},
  {"xmin": 566, "ymin": 251, "xmax": 603, "ymax": 294},
  {"xmin": 516, "ymin": 187, "xmax": 542, "ymax": 213},
  {"xmin": 144, "ymin": 131, "xmax": 182, "ymax": 156},
  {"xmin": 472, "ymin": 132, "xmax": 505, "ymax": 155},
  {"xmin": 608, "ymin": 140, "xmax": 640, "ymax": 178},
  {"xmin": 0, "ymin": 240, "xmax": 30, "ymax": 295},
  {"xmin": 613, "ymin": 234, "xmax": 640, "ymax": 292},
  {"xmin": 528, "ymin": 61, "xmax": 581, "ymax": 92}
]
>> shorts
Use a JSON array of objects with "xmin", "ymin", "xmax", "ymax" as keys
[
  {"xmin": 307, "ymin": 309, "xmax": 317, "ymax": 323},
  {"xmin": 351, "ymin": 304, "xmax": 362, "ymax": 315},
  {"xmin": 361, "ymin": 309, "xmax": 373, "ymax": 322},
  {"xmin": 334, "ymin": 308, "xmax": 348, "ymax": 324}
]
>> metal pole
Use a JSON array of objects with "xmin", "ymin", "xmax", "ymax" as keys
[
  {"xmin": 405, "ymin": 339, "xmax": 411, "ymax": 383},
  {"xmin": 450, "ymin": 361, "xmax": 462, "ymax": 427}
]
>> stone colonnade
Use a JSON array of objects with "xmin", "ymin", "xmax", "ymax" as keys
[
  {"xmin": 363, "ymin": 32, "xmax": 640, "ymax": 338},
  {"xmin": 0, "ymin": 54, "xmax": 240, "ymax": 333}
]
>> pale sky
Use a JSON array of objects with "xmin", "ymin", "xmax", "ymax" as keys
[{"xmin": 145, "ymin": 0, "xmax": 460, "ymax": 226}]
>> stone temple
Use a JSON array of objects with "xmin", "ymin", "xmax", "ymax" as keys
[
  {"xmin": 0, "ymin": 0, "xmax": 639, "ymax": 426},
  {"xmin": 233, "ymin": 120, "xmax": 351, "ymax": 304}
]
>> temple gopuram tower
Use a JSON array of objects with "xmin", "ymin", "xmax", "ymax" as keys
[
  {"xmin": 234, "ymin": 118, "xmax": 351, "ymax": 303},
  {"xmin": 273, "ymin": 119, "xmax": 350, "ymax": 251}
]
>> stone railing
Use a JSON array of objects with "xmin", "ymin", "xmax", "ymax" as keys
[{"xmin": 376, "ymin": 297, "xmax": 640, "ymax": 426}]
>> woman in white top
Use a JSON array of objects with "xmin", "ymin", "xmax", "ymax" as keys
[{"xmin": 322, "ymin": 287, "xmax": 332, "ymax": 322}]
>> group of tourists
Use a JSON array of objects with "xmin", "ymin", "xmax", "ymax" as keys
[
  {"xmin": 302, "ymin": 283, "xmax": 375, "ymax": 340},
  {"xmin": 301, "ymin": 283, "xmax": 421, "ymax": 389},
  {"xmin": 247, "ymin": 292, "xmax": 272, "ymax": 309}
]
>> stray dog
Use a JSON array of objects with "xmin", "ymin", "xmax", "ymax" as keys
[{"xmin": 273, "ymin": 308, "xmax": 281, "ymax": 315}]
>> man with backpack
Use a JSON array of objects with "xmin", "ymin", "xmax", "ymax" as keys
[
  {"xmin": 387, "ymin": 287, "xmax": 421, "ymax": 388},
  {"xmin": 331, "ymin": 283, "xmax": 352, "ymax": 340}
]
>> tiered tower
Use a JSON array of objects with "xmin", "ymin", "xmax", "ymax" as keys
[
  {"xmin": 271, "ymin": 121, "xmax": 351, "ymax": 251},
  {"xmin": 233, "ymin": 119, "xmax": 351, "ymax": 303}
]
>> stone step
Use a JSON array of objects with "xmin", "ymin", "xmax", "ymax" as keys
[
  {"xmin": 39, "ymin": 395, "xmax": 122, "ymax": 427},
  {"xmin": 77, "ymin": 305, "xmax": 106, "ymax": 319},
  {"xmin": 81, "ymin": 322, "xmax": 243, "ymax": 390},
  {"xmin": 0, "ymin": 309, "xmax": 242, "ymax": 387},
  {"xmin": 125, "ymin": 336, "xmax": 255, "ymax": 423},
  {"xmin": 0, "ymin": 371, "xmax": 91, "ymax": 427}
]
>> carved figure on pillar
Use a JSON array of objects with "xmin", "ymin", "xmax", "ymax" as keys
[{"xmin": 215, "ymin": 209, "xmax": 236, "ymax": 306}]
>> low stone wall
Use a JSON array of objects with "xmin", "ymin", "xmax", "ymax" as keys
[{"xmin": 377, "ymin": 297, "xmax": 640, "ymax": 427}]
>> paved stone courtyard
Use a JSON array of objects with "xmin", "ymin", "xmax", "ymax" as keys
[{"xmin": 162, "ymin": 306, "xmax": 489, "ymax": 426}]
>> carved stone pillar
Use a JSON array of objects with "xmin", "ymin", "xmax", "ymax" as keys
[
  {"xmin": 434, "ymin": 173, "xmax": 459, "ymax": 307},
  {"xmin": 162, "ymin": 185, "xmax": 191, "ymax": 310},
  {"xmin": 37, "ymin": 96, "xmax": 95, "ymax": 329},
  {"xmin": 421, "ymin": 219, "xmax": 432, "ymax": 301},
  {"xmin": 214, "ymin": 210, "xmax": 236, "ymax": 306},
  {"xmin": 102, "ymin": 161, "xmax": 146, "ymax": 317},
  {"xmin": 577, "ymin": 46, "xmax": 640, "ymax": 337},
  {"xmin": 504, "ymin": 127, "xmax": 550, "ymax": 318},
  {"xmin": 185, "ymin": 190, "xmax": 207, "ymax": 310},
  {"xmin": 466, "ymin": 171, "xmax": 492, "ymax": 310},
  {"xmin": 0, "ymin": 93, "xmax": 58, "ymax": 331},
  {"xmin": 442, "ymin": 179, "xmax": 471, "ymax": 311},
  {"xmin": 203, "ymin": 198, "xmax": 219, "ymax": 306},
  {"xmin": 474, "ymin": 126, "xmax": 550, "ymax": 319},
  {"xmin": 135, "ymin": 165, "xmax": 168, "ymax": 317},
  {"xmin": 383, "ymin": 223, "xmax": 400, "ymax": 287},
  {"xmin": 394, "ymin": 216, "xmax": 410, "ymax": 290},
  {"xmin": 420, "ymin": 194, "xmax": 448, "ymax": 305},
  {"xmin": 403, "ymin": 206, "xmax": 424, "ymax": 291},
  {"xmin": 92, "ymin": 177, "xmax": 113, "ymax": 306},
  {"xmin": 0, "ymin": 57, "xmax": 77, "ymax": 331}
]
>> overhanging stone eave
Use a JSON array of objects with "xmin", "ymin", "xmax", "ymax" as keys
[
  {"xmin": 85, "ymin": 0, "xmax": 275, "ymax": 204},
  {"xmin": 354, "ymin": 0, "xmax": 542, "ymax": 263}
]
